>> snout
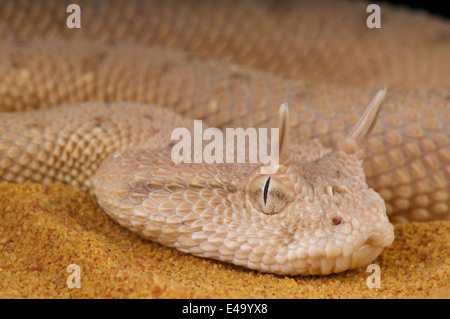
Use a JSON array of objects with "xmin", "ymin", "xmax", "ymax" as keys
[{"xmin": 350, "ymin": 222, "xmax": 395, "ymax": 269}]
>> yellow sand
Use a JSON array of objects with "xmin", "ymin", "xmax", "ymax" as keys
[{"xmin": 0, "ymin": 182, "xmax": 448, "ymax": 298}]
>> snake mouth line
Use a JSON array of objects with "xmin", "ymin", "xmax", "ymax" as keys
[
  {"xmin": 228, "ymin": 245, "xmax": 385, "ymax": 276},
  {"xmin": 271, "ymin": 246, "xmax": 385, "ymax": 276},
  {"xmin": 321, "ymin": 233, "xmax": 392, "ymax": 276},
  {"xmin": 230, "ymin": 233, "xmax": 391, "ymax": 276},
  {"xmin": 213, "ymin": 237, "xmax": 387, "ymax": 276},
  {"xmin": 309, "ymin": 234, "xmax": 389, "ymax": 276}
]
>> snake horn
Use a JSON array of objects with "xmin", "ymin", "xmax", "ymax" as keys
[
  {"xmin": 337, "ymin": 88, "xmax": 387, "ymax": 155},
  {"xmin": 276, "ymin": 102, "xmax": 290, "ymax": 162}
]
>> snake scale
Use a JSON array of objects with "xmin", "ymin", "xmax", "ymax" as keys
[{"xmin": 0, "ymin": 0, "xmax": 448, "ymax": 275}]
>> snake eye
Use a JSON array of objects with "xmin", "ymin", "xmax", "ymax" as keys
[{"xmin": 249, "ymin": 175, "xmax": 290, "ymax": 215}]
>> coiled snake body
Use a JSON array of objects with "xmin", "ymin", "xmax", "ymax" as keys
[{"xmin": 0, "ymin": 0, "xmax": 448, "ymax": 275}]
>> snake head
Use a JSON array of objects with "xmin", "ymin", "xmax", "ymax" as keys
[
  {"xmin": 95, "ymin": 90, "xmax": 394, "ymax": 276},
  {"xmin": 245, "ymin": 89, "xmax": 394, "ymax": 275}
]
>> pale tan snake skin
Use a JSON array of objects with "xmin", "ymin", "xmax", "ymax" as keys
[{"xmin": 0, "ymin": 0, "xmax": 448, "ymax": 275}]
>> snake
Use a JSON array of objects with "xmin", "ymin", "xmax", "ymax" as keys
[{"xmin": 0, "ymin": 0, "xmax": 448, "ymax": 276}]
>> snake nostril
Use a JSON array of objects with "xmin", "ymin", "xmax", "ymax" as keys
[{"xmin": 331, "ymin": 216, "xmax": 343, "ymax": 226}]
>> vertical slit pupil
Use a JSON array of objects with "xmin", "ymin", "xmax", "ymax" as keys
[{"xmin": 263, "ymin": 177, "xmax": 271, "ymax": 205}]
